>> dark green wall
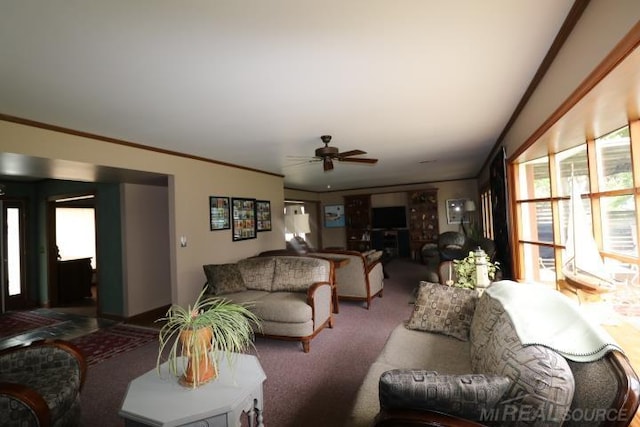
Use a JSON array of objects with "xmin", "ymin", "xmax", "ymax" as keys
[{"xmin": 4, "ymin": 179, "xmax": 125, "ymax": 316}]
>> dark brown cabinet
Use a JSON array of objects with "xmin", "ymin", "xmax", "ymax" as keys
[
  {"xmin": 58, "ymin": 257, "xmax": 93, "ymax": 304},
  {"xmin": 407, "ymin": 190, "xmax": 439, "ymax": 259},
  {"xmin": 344, "ymin": 195, "xmax": 371, "ymax": 252}
]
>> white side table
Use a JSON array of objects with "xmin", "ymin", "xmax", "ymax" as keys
[{"xmin": 120, "ymin": 353, "xmax": 266, "ymax": 427}]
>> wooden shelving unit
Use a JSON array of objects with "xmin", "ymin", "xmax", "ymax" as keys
[
  {"xmin": 407, "ymin": 189, "xmax": 439, "ymax": 259},
  {"xmin": 344, "ymin": 194, "xmax": 371, "ymax": 252}
]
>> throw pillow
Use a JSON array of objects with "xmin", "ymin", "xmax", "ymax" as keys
[
  {"xmin": 470, "ymin": 297, "xmax": 575, "ymax": 425},
  {"xmin": 237, "ymin": 257, "xmax": 276, "ymax": 291},
  {"xmin": 271, "ymin": 257, "xmax": 330, "ymax": 292},
  {"xmin": 366, "ymin": 250, "xmax": 383, "ymax": 265},
  {"xmin": 202, "ymin": 263, "xmax": 246, "ymax": 295},
  {"xmin": 406, "ymin": 281, "xmax": 478, "ymax": 341},
  {"xmin": 379, "ymin": 370, "xmax": 510, "ymax": 422}
]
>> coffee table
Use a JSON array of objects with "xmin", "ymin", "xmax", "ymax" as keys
[{"xmin": 120, "ymin": 353, "xmax": 266, "ymax": 427}]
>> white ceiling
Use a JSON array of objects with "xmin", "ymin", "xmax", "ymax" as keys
[{"xmin": 0, "ymin": 1, "xmax": 575, "ymax": 192}]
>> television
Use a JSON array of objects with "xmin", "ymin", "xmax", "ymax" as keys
[{"xmin": 371, "ymin": 206, "xmax": 407, "ymax": 229}]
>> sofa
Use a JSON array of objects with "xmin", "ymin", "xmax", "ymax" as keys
[
  {"xmin": 203, "ymin": 255, "xmax": 333, "ymax": 353},
  {"xmin": 316, "ymin": 249, "xmax": 385, "ymax": 309},
  {"xmin": 0, "ymin": 339, "xmax": 87, "ymax": 427},
  {"xmin": 347, "ymin": 280, "xmax": 640, "ymax": 426}
]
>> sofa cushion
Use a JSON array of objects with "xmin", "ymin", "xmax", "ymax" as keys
[
  {"xmin": 406, "ymin": 281, "xmax": 477, "ymax": 341},
  {"xmin": 238, "ymin": 257, "xmax": 276, "ymax": 291},
  {"xmin": 202, "ymin": 263, "xmax": 246, "ymax": 295},
  {"xmin": 248, "ymin": 292, "xmax": 313, "ymax": 323},
  {"xmin": 271, "ymin": 256, "xmax": 330, "ymax": 292},
  {"xmin": 470, "ymin": 293, "xmax": 575, "ymax": 425},
  {"xmin": 379, "ymin": 370, "xmax": 510, "ymax": 421}
]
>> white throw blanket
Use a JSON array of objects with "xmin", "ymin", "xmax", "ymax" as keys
[{"xmin": 485, "ymin": 280, "xmax": 623, "ymax": 362}]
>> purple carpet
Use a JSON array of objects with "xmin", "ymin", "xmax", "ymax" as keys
[
  {"xmin": 0, "ymin": 310, "xmax": 64, "ymax": 339},
  {"xmin": 70, "ymin": 324, "xmax": 158, "ymax": 366},
  {"xmin": 79, "ymin": 258, "xmax": 422, "ymax": 427}
]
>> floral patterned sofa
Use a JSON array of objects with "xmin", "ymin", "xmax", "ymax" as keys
[
  {"xmin": 347, "ymin": 280, "xmax": 640, "ymax": 426},
  {"xmin": 0, "ymin": 339, "xmax": 87, "ymax": 427},
  {"xmin": 203, "ymin": 256, "xmax": 333, "ymax": 353}
]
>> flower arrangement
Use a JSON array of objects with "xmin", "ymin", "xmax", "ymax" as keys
[{"xmin": 453, "ymin": 250, "xmax": 499, "ymax": 289}]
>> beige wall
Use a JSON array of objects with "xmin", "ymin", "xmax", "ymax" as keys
[
  {"xmin": 121, "ymin": 183, "xmax": 172, "ymax": 316},
  {"xmin": 0, "ymin": 120, "xmax": 285, "ymax": 309},
  {"xmin": 287, "ymin": 178, "xmax": 478, "ymax": 248}
]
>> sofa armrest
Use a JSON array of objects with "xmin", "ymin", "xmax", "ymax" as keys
[
  {"xmin": 375, "ymin": 408, "xmax": 486, "ymax": 427},
  {"xmin": 366, "ymin": 260, "xmax": 384, "ymax": 296},
  {"xmin": 307, "ymin": 281, "xmax": 333, "ymax": 329},
  {"xmin": 0, "ymin": 382, "xmax": 51, "ymax": 427}
]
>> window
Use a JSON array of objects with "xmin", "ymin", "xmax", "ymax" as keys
[{"xmin": 514, "ymin": 125, "xmax": 639, "ymax": 289}]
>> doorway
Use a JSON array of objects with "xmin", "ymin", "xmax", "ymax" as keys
[{"xmin": 47, "ymin": 194, "xmax": 98, "ymax": 317}]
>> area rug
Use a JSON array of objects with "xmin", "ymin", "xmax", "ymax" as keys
[
  {"xmin": 70, "ymin": 324, "xmax": 158, "ymax": 366},
  {"xmin": 0, "ymin": 310, "xmax": 64, "ymax": 339}
]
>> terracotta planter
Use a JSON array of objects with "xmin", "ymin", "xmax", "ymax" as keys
[{"xmin": 178, "ymin": 327, "xmax": 216, "ymax": 387}]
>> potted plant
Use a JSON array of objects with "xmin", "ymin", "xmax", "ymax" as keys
[
  {"xmin": 453, "ymin": 248, "xmax": 499, "ymax": 289},
  {"xmin": 156, "ymin": 288, "xmax": 261, "ymax": 388}
]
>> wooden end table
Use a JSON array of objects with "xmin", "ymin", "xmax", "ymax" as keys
[{"xmin": 120, "ymin": 353, "xmax": 266, "ymax": 427}]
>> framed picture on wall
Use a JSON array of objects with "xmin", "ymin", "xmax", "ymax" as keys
[
  {"xmin": 446, "ymin": 198, "xmax": 466, "ymax": 224},
  {"xmin": 209, "ymin": 196, "xmax": 230, "ymax": 231},
  {"xmin": 324, "ymin": 204, "xmax": 345, "ymax": 228},
  {"xmin": 256, "ymin": 200, "xmax": 272, "ymax": 232},
  {"xmin": 231, "ymin": 197, "xmax": 256, "ymax": 241}
]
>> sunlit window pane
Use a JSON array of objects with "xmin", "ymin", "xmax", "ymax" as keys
[
  {"xmin": 559, "ymin": 194, "xmax": 593, "ymax": 246},
  {"xmin": 601, "ymin": 195, "xmax": 637, "ymax": 257},
  {"xmin": 557, "ymin": 145, "xmax": 589, "ymax": 197},
  {"xmin": 596, "ymin": 126, "xmax": 632, "ymax": 192},
  {"xmin": 7, "ymin": 208, "xmax": 21, "ymax": 296},
  {"xmin": 518, "ymin": 158, "xmax": 550, "ymax": 199},
  {"xmin": 520, "ymin": 201, "xmax": 552, "ymax": 243},
  {"xmin": 521, "ymin": 243, "xmax": 556, "ymax": 286},
  {"xmin": 603, "ymin": 258, "xmax": 639, "ymax": 286},
  {"xmin": 56, "ymin": 208, "xmax": 96, "ymax": 269}
]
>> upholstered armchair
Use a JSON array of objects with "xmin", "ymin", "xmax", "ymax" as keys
[
  {"xmin": 0, "ymin": 339, "xmax": 87, "ymax": 427},
  {"xmin": 317, "ymin": 249, "xmax": 384, "ymax": 309}
]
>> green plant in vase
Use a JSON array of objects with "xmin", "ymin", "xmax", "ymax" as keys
[
  {"xmin": 156, "ymin": 288, "xmax": 261, "ymax": 388},
  {"xmin": 453, "ymin": 250, "xmax": 499, "ymax": 289}
]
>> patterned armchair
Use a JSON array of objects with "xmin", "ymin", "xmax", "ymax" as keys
[{"xmin": 0, "ymin": 339, "xmax": 87, "ymax": 427}]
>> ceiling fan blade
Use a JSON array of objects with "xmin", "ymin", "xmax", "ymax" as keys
[
  {"xmin": 286, "ymin": 155, "xmax": 316, "ymax": 159},
  {"xmin": 323, "ymin": 157, "xmax": 334, "ymax": 171},
  {"xmin": 284, "ymin": 159, "xmax": 321, "ymax": 168},
  {"xmin": 339, "ymin": 157, "xmax": 378, "ymax": 164},
  {"xmin": 338, "ymin": 149, "xmax": 366, "ymax": 158}
]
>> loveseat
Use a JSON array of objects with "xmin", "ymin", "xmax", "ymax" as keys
[
  {"xmin": 203, "ymin": 256, "xmax": 333, "ymax": 353},
  {"xmin": 316, "ymin": 249, "xmax": 385, "ymax": 309},
  {"xmin": 0, "ymin": 339, "xmax": 87, "ymax": 427},
  {"xmin": 347, "ymin": 280, "xmax": 640, "ymax": 426}
]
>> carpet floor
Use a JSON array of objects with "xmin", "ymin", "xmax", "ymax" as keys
[
  {"xmin": 70, "ymin": 324, "xmax": 158, "ymax": 366},
  {"xmin": 79, "ymin": 258, "xmax": 426, "ymax": 427}
]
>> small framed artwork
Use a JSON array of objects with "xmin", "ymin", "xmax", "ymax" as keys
[
  {"xmin": 256, "ymin": 200, "xmax": 272, "ymax": 232},
  {"xmin": 446, "ymin": 198, "xmax": 467, "ymax": 224},
  {"xmin": 324, "ymin": 204, "xmax": 345, "ymax": 228},
  {"xmin": 232, "ymin": 197, "xmax": 256, "ymax": 241},
  {"xmin": 209, "ymin": 196, "xmax": 230, "ymax": 231}
]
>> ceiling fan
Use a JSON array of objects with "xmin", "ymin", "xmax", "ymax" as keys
[{"xmin": 305, "ymin": 135, "xmax": 379, "ymax": 171}]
